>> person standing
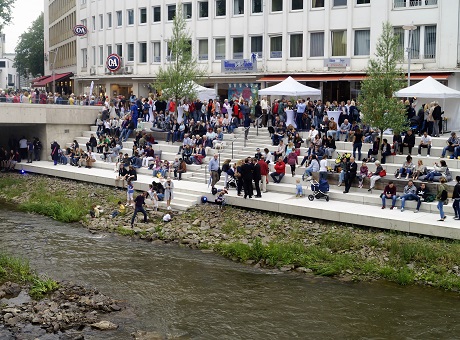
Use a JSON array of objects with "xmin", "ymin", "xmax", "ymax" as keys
[
  {"xmin": 164, "ymin": 177, "xmax": 174, "ymax": 210},
  {"xmin": 33, "ymin": 137, "xmax": 42, "ymax": 161},
  {"xmin": 241, "ymin": 157, "xmax": 254, "ymax": 199},
  {"xmin": 252, "ymin": 158, "xmax": 262, "ymax": 198},
  {"xmin": 130, "ymin": 192, "xmax": 148, "ymax": 227},
  {"xmin": 452, "ymin": 176, "xmax": 460, "ymax": 220},
  {"xmin": 19, "ymin": 136, "xmax": 28, "ymax": 160},
  {"xmin": 26, "ymin": 140, "xmax": 34, "ymax": 163},
  {"xmin": 343, "ymin": 156, "xmax": 357, "ymax": 194},
  {"xmin": 436, "ymin": 177, "xmax": 448, "ymax": 221},
  {"xmin": 258, "ymin": 155, "xmax": 269, "ymax": 193},
  {"xmin": 208, "ymin": 153, "xmax": 220, "ymax": 189},
  {"xmin": 50, "ymin": 140, "xmax": 60, "ymax": 166}
]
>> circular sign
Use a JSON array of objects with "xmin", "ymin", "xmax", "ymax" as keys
[
  {"xmin": 106, "ymin": 54, "xmax": 121, "ymax": 72},
  {"xmin": 73, "ymin": 25, "xmax": 87, "ymax": 36}
]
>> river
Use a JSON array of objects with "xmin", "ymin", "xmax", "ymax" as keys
[{"xmin": 1, "ymin": 209, "xmax": 459, "ymax": 339}]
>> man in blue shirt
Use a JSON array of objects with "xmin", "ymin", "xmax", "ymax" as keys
[
  {"xmin": 296, "ymin": 99, "xmax": 306, "ymax": 131},
  {"xmin": 208, "ymin": 153, "xmax": 220, "ymax": 189}
]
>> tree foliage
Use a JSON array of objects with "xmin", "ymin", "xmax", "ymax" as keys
[
  {"xmin": 0, "ymin": 0, "xmax": 15, "ymax": 31},
  {"xmin": 153, "ymin": 4, "xmax": 205, "ymax": 109},
  {"xmin": 13, "ymin": 13, "xmax": 44, "ymax": 77},
  {"xmin": 359, "ymin": 22, "xmax": 407, "ymax": 156}
]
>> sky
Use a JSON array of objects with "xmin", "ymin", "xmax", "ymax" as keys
[{"xmin": 3, "ymin": 0, "xmax": 44, "ymax": 53}]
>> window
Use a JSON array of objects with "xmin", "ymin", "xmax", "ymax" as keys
[
  {"xmin": 354, "ymin": 29, "xmax": 370, "ymax": 56},
  {"xmin": 199, "ymin": 1, "xmax": 209, "ymax": 17},
  {"xmin": 0, "ymin": 61, "xmax": 5, "ymax": 68},
  {"xmin": 152, "ymin": 42, "xmax": 161, "ymax": 62},
  {"xmin": 107, "ymin": 44, "xmax": 112, "ymax": 56},
  {"xmin": 168, "ymin": 5, "xmax": 176, "ymax": 20},
  {"xmin": 409, "ymin": 26, "xmax": 420, "ymax": 59},
  {"xmin": 310, "ymin": 32, "xmax": 324, "ymax": 57},
  {"xmin": 116, "ymin": 44, "xmax": 122, "ymax": 57},
  {"xmin": 234, "ymin": 0, "xmax": 244, "ymax": 14},
  {"xmin": 312, "ymin": 0, "xmax": 324, "ymax": 7},
  {"xmin": 393, "ymin": 27, "xmax": 404, "ymax": 54},
  {"xmin": 410, "ymin": 0, "xmax": 422, "ymax": 6},
  {"xmin": 92, "ymin": 46, "xmax": 96, "ymax": 65},
  {"xmin": 215, "ymin": 38, "xmax": 225, "ymax": 60},
  {"xmin": 140, "ymin": 8, "xmax": 147, "ymax": 24},
  {"xmin": 139, "ymin": 42, "xmax": 147, "ymax": 63},
  {"xmin": 332, "ymin": 30, "xmax": 347, "ymax": 56},
  {"xmin": 99, "ymin": 14, "xmax": 103, "ymax": 29},
  {"xmin": 292, "ymin": 0, "xmax": 303, "ymax": 10},
  {"xmin": 424, "ymin": 25, "xmax": 436, "ymax": 59},
  {"xmin": 127, "ymin": 43, "xmax": 134, "ymax": 62},
  {"xmin": 251, "ymin": 36, "xmax": 262, "ymax": 57},
  {"xmin": 81, "ymin": 19, "xmax": 87, "ymax": 27},
  {"xmin": 91, "ymin": 16, "xmax": 95, "ymax": 31},
  {"xmin": 116, "ymin": 11, "xmax": 122, "ymax": 26},
  {"xmin": 153, "ymin": 7, "xmax": 161, "ymax": 22},
  {"xmin": 252, "ymin": 0, "xmax": 262, "ymax": 12},
  {"xmin": 233, "ymin": 37, "xmax": 244, "ymax": 58},
  {"xmin": 272, "ymin": 0, "xmax": 282, "ymax": 11},
  {"xmin": 270, "ymin": 36, "xmax": 282, "ymax": 58},
  {"xmin": 183, "ymin": 3, "xmax": 192, "ymax": 18},
  {"xmin": 290, "ymin": 34, "xmax": 303, "ymax": 57},
  {"xmin": 199, "ymin": 39, "xmax": 208, "ymax": 60},
  {"xmin": 216, "ymin": 0, "xmax": 226, "ymax": 16},
  {"xmin": 357, "ymin": 0, "xmax": 370, "ymax": 4},
  {"xmin": 127, "ymin": 9, "xmax": 134, "ymax": 25},
  {"xmin": 333, "ymin": 0, "xmax": 347, "ymax": 6},
  {"xmin": 99, "ymin": 45, "xmax": 104, "ymax": 65},
  {"xmin": 82, "ymin": 48, "xmax": 87, "ymax": 68},
  {"xmin": 107, "ymin": 13, "xmax": 112, "ymax": 28}
]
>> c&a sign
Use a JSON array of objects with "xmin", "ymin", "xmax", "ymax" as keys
[
  {"xmin": 73, "ymin": 25, "xmax": 87, "ymax": 36},
  {"xmin": 106, "ymin": 54, "xmax": 122, "ymax": 72}
]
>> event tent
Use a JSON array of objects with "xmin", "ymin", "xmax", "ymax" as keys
[
  {"xmin": 258, "ymin": 76, "xmax": 321, "ymax": 97},
  {"xmin": 163, "ymin": 82, "xmax": 217, "ymax": 101},
  {"xmin": 395, "ymin": 76, "xmax": 460, "ymax": 99}
]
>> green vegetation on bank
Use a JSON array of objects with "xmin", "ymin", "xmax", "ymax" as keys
[
  {"xmin": 0, "ymin": 174, "xmax": 120, "ymax": 223},
  {"xmin": 0, "ymin": 253, "xmax": 59, "ymax": 299}
]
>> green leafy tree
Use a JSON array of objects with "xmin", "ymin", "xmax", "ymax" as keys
[
  {"xmin": 359, "ymin": 22, "xmax": 407, "ymax": 161},
  {"xmin": 153, "ymin": 4, "xmax": 205, "ymax": 111},
  {"xmin": 13, "ymin": 13, "xmax": 44, "ymax": 77},
  {"xmin": 0, "ymin": 0, "xmax": 15, "ymax": 31}
]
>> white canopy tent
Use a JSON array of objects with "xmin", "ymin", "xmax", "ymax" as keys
[
  {"xmin": 395, "ymin": 76, "xmax": 460, "ymax": 131},
  {"xmin": 259, "ymin": 76, "xmax": 321, "ymax": 97},
  {"xmin": 163, "ymin": 82, "xmax": 217, "ymax": 101}
]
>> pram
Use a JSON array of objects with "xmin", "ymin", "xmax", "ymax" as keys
[
  {"xmin": 307, "ymin": 178, "xmax": 330, "ymax": 201},
  {"xmin": 225, "ymin": 168, "xmax": 237, "ymax": 188}
]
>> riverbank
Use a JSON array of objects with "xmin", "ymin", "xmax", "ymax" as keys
[
  {"xmin": 0, "ymin": 253, "xmax": 124, "ymax": 338},
  {"xmin": 1, "ymin": 173, "xmax": 460, "ymax": 293}
]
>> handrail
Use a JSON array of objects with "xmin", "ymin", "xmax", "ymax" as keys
[{"xmin": 230, "ymin": 114, "xmax": 265, "ymax": 159}]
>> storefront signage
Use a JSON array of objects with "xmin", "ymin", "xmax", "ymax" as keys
[
  {"xmin": 222, "ymin": 57, "xmax": 257, "ymax": 73},
  {"xmin": 324, "ymin": 58, "xmax": 350, "ymax": 68},
  {"xmin": 106, "ymin": 54, "xmax": 121, "ymax": 72},
  {"xmin": 73, "ymin": 25, "xmax": 87, "ymax": 36}
]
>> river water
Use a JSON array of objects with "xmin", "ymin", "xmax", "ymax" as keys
[{"xmin": 1, "ymin": 210, "xmax": 459, "ymax": 339}]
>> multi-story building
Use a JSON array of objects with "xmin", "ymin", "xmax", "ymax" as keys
[{"xmin": 41, "ymin": 0, "xmax": 460, "ymax": 102}]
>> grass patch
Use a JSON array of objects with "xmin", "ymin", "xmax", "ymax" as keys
[
  {"xmin": 116, "ymin": 226, "xmax": 135, "ymax": 236},
  {"xmin": 0, "ymin": 253, "xmax": 59, "ymax": 299}
]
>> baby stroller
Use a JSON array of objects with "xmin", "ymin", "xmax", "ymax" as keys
[
  {"xmin": 308, "ymin": 178, "xmax": 330, "ymax": 201},
  {"xmin": 225, "ymin": 168, "xmax": 237, "ymax": 189}
]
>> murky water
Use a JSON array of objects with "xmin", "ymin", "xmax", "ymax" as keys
[{"xmin": 1, "ymin": 209, "xmax": 459, "ymax": 339}]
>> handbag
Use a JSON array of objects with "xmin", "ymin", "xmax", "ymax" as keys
[{"xmin": 379, "ymin": 170, "xmax": 387, "ymax": 177}]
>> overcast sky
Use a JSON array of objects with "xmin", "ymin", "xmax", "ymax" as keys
[{"xmin": 3, "ymin": 0, "xmax": 44, "ymax": 53}]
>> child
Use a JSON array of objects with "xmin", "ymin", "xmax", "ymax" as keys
[
  {"xmin": 126, "ymin": 181, "xmax": 134, "ymax": 206},
  {"xmin": 147, "ymin": 184, "xmax": 159, "ymax": 211},
  {"xmin": 295, "ymin": 179, "xmax": 303, "ymax": 197},
  {"xmin": 215, "ymin": 188, "xmax": 228, "ymax": 209},
  {"xmin": 111, "ymin": 201, "xmax": 126, "ymax": 218}
]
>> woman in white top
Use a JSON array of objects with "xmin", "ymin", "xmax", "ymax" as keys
[
  {"xmin": 319, "ymin": 157, "xmax": 328, "ymax": 181},
  {"xmin": 223, "ymin": 99, "xmax": 233, "ymax": 116}
]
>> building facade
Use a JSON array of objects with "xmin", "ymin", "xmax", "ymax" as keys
[{"xmin": 42, "ymin": 0, "xmax": 460, "ymax": 102}]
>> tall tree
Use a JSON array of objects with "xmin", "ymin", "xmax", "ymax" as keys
[
  {"xmin": 13, "ymin": 13, "xmax": 44, "ymax": 77},
  {"xmin": 0, "ymin": 0, "xmax": 15, "ymax": 31},
  {"xmin": 153, "ymin": 4, "xmax": 205, "ymax": 111},
  {"xmin": 359, "ymin": 22, "xmax": 407, "ymax": 160}
]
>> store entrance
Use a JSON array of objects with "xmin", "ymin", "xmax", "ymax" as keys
[{"xmin": 323, "ymin": 81, "xmax": 350, "ymax": 103}]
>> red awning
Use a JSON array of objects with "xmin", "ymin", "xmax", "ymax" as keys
[
  {"xmin": 258, "ymin": 72, "xmax": 452, "ymax": 82},
  {"xmin": 29, "ymin": 75, "xmax": 50, "ymax": 84},
  {"xmin": 32, "ymin": 72, "xmax": 73, "ymax": 87}
]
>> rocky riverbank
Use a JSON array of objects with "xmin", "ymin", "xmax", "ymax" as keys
[
  {"xmin": 1, "ymin": 173, "xmax": 460, "ymax": 293},
  {"xmin": 0, "ymin": 280, "xmax": 123, "ymax": 339}
]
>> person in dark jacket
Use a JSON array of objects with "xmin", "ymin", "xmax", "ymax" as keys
[
  {"xmin": 400, "ymin": 129, "xmax": 415, "ymax": 155},
  {"xmin": 414, "ymin": 182, "xmax": 430, "ymax": 213},
  {"xmin": 252, "ymin": 158, "xmax": 262, "ymax": 198},
  {"xmin": 240, "ymin": 157, "xmax": 254, "ymax": 199},
  {"xmin": 453, "ymin": 176, "xmax": 460, "ymax": 219},
  {"xmin": 50, "ymin": 140, "xmax": 60, "ymax": 166},
  {"xmin": 343, "ymin": 156, "xmax": 357, "ymax": 194},
  {"xmin": 381, "ymin": 139, "xmax": 391, "ymax": 164}
]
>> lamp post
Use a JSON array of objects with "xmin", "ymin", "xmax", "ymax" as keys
[
  {"xmin": 49, "ymin": 48, "xmax": 59, "ymax": 100},
  {"xmin": 403, "ymin": 24, "xmax": 417, "ymax": 87}
]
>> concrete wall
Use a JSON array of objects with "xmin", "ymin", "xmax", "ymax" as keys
[{"xmin": 0, "ymin": 104, "xmax": 101, "ymax": 158}]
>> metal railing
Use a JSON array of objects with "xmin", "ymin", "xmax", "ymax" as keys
[{"xmin": 230, "ymin": 114, "xmax": 265, "ymax": 159}]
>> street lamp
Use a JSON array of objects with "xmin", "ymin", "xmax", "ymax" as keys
[
  {"xmin": 49, "ymin": 48, "xmax": 59, "ymax": 100},
  {"xmin": 403, "ymin": 24, "xmax": 417, "ymax": 87}
]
